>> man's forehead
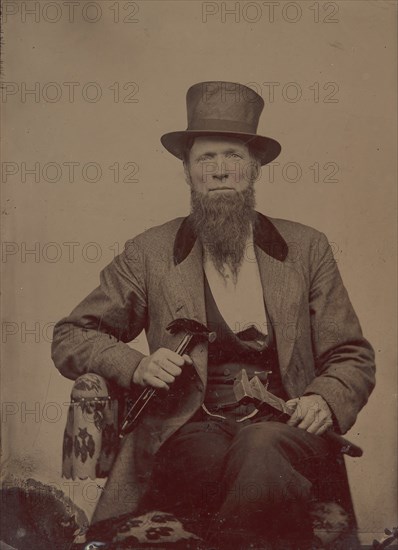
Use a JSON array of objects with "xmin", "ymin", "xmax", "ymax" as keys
[{"xmin": 190, "ymin": 136, "xmax": 249, "ymax": 154}]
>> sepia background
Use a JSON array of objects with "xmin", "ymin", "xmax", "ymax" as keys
[{"xmin": 1, "ymin": 0, "xmax": 397, "ymax": 544}]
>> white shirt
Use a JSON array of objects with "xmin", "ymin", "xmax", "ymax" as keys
[{"xmin": 203, "ymin": 225, "xmax": 268, "ymax": 339}]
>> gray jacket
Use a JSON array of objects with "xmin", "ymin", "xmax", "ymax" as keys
[{"xmin": 51, "ymin": 211, "xmax": 375, "ymax": 522}]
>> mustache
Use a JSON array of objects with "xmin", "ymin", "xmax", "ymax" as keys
[
  {"xmin": 190, "ymin": 185, "xmax": 254, "ymax": 222},
  {"xmin": 192, "ymin": 199, "xmax": 242, "ymax": 228}
]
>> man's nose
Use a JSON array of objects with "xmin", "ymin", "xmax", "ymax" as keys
[{"xmin": 212, "ymin": 159, "xmax": 228, "ymax": 180}]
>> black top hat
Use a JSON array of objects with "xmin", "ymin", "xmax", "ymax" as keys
[{"xmin": 161, "ymin": 81, "xmax": 281, "ymax": 166}]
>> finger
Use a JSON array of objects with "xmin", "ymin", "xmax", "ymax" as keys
[
  {"xmin": 161, "ymin": 349, "xmax": 186, "ymax": 366},
  {"xmin": 287, "ymin": 408, "xmax": 303, "ymax": 426},
  {"xmin": 158, "ymin": 360, "xmax": 182, "ymax": 377},
  {"xmin": 287, "ymin": 399, "xmax": 306, "ymax": 426},
  {"xmin": 301, "ymin": 410, "xmax": 330, "ymax": 433},
  {"xmin": 156, "ymin": 369, "xmax": 175, "ymax": 385},
  {"xmin": 149, "ymin": 361, "xmax": 177, "ymax": 383},
  {"xmin": 314, "ymin": 420, "xmax": 333, "ymax": 436},
  {"xmin": 297, "ymin": 400, "xmax": 328, "ymax": 430},
  {"xmin": 287, "ymin": 415, "xmax": 298, "ymax": 427},
  {"xmin": 286, "ymin": 398, "xmax": 299, "ymax": 416},
  {"xmin": 305, "ymin": 416, "xmax": 328, "ymax": 434},
  {"xmin": 297, "ymin": 409, "xmax": 318, "ymax": 430},
  {"xmin": 145, "ymin": 375, "xmax": 170, "ymax": 390},
  {"xmin": 182, "ymin": 353, "xmax": 193, "ymax": 364}
]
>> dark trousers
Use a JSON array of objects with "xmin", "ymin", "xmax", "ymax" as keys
[{"xmin": 140, "ymin": 408, "xmax": 332, "ymax": 549}]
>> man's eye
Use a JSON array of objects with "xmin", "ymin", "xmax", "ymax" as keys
[
  {"xmin": 198, "ymin": 155, "xmax": 212, "ymax": 162},
  {"xmin": 227, "ymin": 153, "xmax": 242, "ymax": 159}
]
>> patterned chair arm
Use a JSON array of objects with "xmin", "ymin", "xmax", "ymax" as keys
[{"xmin": 62, "ymin": 373, "xmax": 126, "ymax": 480}]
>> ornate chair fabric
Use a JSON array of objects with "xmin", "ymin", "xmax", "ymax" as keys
[
  {"xmin": 63, "ymin": 374, "xmax": 361, "ymax": 549},
  {"xmin": 62, "ymin": 373, "xmax": 125, "ymax": 480}
]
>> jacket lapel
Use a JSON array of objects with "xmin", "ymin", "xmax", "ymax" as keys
[
  {"xmin": 175, "ymin": 238, "xmax": 206, "ymax": 324},
  {"xmin": 162, "ymin": 234, "xmax": 208, "ymax": 387},
  {"xmin": 255, "ymin": 246, "xmax": 303, "ymax": 380}
]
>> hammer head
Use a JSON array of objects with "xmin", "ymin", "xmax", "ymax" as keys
[{"xmin": 166, "ymin": 318, "xmax": 217, "ymax": 343}]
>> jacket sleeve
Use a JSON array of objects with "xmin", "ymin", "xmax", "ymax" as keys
[
  {"xmin": 303, "ymin": 232, "xmax": 376, "ymax": 434},
  {"xmin": 51, "ymin": 238, "xmax": 148, "ymax": 389}
]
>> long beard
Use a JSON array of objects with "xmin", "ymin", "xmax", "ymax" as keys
[{"xmin": 190, "ymin": 183, "xmax": 256, "ymax": 282}]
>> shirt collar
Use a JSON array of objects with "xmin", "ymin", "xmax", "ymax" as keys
[{"xmin": 173, "ymin": 210, "xmax": 288, "ymax": 265}]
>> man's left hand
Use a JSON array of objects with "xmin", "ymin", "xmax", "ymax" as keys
[{"xmin": 286, "ymin": 395, "xmax": 333, "ymax": 435}]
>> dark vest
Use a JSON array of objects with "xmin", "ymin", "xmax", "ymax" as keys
[{"xmin": 203, "ymin": 273, "xmax": 287, "ymax": 410}]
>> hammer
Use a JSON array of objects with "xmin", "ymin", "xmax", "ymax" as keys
[{"xmin": 119, "ymin": 318, "xmax": 216, "ymax": 438}]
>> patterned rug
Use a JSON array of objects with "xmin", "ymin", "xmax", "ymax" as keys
[
  {"xmin": 72, "ymin": 502, "xmax": 358, "ymax": 550},
  {"xmin": 0, "ymin": 477, "xmax": 360, "ymax": 550}
]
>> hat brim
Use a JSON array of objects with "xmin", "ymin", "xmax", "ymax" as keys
[{"xmin": 160, "ymin": 131, "xmax": 281, "ymax": 166}]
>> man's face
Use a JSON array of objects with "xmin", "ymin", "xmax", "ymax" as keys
[
  {"xmin": 187, "ymin": 136, "xmax": 258, "ymax": 281},
  {"xmin": 185, "ymin": 136, "xmax": 258, "ymax": 194}
]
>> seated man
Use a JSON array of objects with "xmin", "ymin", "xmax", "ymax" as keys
[{"xmin": 52, "ymin": 81, "xmax": 375, "ymax": 549}]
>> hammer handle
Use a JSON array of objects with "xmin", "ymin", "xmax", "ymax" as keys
[
  {"xmin": 175, "ymin": 333, "xmax": 194, "ymax": 355},
  {"xmin": 119, "ymin": 333, "xmax": 194, "ymax": 438}
]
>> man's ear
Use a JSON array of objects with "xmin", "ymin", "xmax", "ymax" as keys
[
  {"xmin": 183, "ymin": 161, "xmax": 192, "ymax": 186},
  {"xmin": 250, "ymin": 156, "xmax": 261, "ymax": 183}
]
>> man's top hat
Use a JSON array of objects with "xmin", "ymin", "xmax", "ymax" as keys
[{"xmin": 161, "ymin": 81, "xmax": 281, "ymax": 166}]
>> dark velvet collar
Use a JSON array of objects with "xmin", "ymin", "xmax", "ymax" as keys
[{"xmin": 173, "ymin": 211, "xmax": 288, "ymax": 265}]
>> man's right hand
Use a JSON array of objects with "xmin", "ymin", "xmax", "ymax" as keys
[{"xmin": 132, "ymin": 348, "xmax": 193, "ymax": 390}]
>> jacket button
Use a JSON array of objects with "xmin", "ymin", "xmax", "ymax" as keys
[{"xmin": 224, "ymin": 368, "xmax": 231, "ymax": 376}]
